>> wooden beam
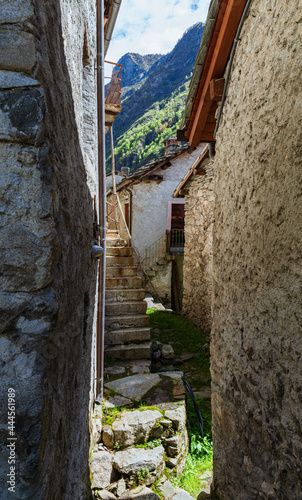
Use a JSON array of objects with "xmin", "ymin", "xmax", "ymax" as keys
[
  {"xmin": 188, "ymin": 0, "xmax": 247, "ymax": 146},
  {"xmin": 189, "ymin": 88, "xmax": 213, "ymax": 147},
  {"xmin": 210, "ymin": 78, "xmax": 225, "ymax": 101},
  {"xmin": 199, "ymin": 132, "xmax": 216, "ymax": 142}
]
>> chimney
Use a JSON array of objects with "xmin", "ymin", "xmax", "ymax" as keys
[
  {"xmin": 164, "ymin": 137, "xmax": 178, "ymax": 156},
  {"xmin": 121, "ymin": 167, "xmax": 130, "ymax": 177}
]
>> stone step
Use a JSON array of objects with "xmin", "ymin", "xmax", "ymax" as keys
[
  {"xmin": 105, "ymin": 342, "xmax": 151, "ymax": 361},
  {"xmin": 104, "ymin": 359, "xmax": 151, "ymax": 380},
  {"xmin": 105, "ymin": 314, "xmax": 150, "ymax": 330},
  {"xmin": 105, "ymin": 301, "xmax": 147, "ymax": 316},
  {"xmin": 106, "ymin": 276, "xmax": 142, "ymax": 289},
  {"xmin": 150, "ymin": 264, "xmax": 164, "ymax": 271},
  {"xmin": 107, "ymin": 229, "xmax": 119, "ymax": 235},
  {"xmin": 105, "ymin": 326, "xmax": 151, "ymax": 345},
  {"xmin": 106, "ymin": 266, "xmax": 138, "ymax": 278},
  {"xmin": 106, "ymin": 256, "xmax": 136, "ymax": 267},
  {"xmin": 106, "ymin": 238, "xmax": 126, "ymax": 247},
  {"xmin": 106, "ymin": 288, "xmax": 145, "ymax": 302},
  {"xmin": 106, "ymin": 247, "xmax": 133, "ymax": 257},
  {"xmin": 146, "ymin": 270, "xmax": 156, "ymax": 277}
]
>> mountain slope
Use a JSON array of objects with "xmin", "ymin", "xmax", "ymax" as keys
[
  {"xmin": 106, "ymin": 23, "xmax": 204, "ymax": 172},
  {"xmin": 117, "ymin": 53, "xmax": 162, "ymax": 88}
]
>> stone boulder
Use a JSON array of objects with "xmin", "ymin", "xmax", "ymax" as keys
[
  {"xmin": 162, "ymin": 344, "xmax": 175, "ymax": 359},
  {"xmin": 113, "ymin": 445, "xmax": 165, "ymax": 474},
  {"xmin": 112, "ymin": 409, "xmax": 162, "ymax": 448}
]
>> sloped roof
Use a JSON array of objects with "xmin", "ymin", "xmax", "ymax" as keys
[
  {"xmin": 178, "ymin": 0, "xmax": 248, "ymax": 145},
  {"xmin": 109, "ymin": 143, "xmax": 195, "ymax": 193}
]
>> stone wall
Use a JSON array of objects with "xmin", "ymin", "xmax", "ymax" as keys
[
  {"xmin": 211, "ymin": 1, "xmax": 302, "ymax": 498},
  {"xmin": 0, "ymin": 1, "xmax": 98, "ymax": 498},
  {"xmin": 182, "ymin": 162, "xmax": 214, "ymax": 335}
]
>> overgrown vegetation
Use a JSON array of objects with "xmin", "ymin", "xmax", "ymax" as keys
[
  {"xmin": 136, "ymin": 438, "xmax": 162, "ymax": 449},
  {"xmin": 147, "ymin": 309, "xmax": 210, "ymax": 390},
  {"xmin": 107, "ymin": 81, "xmax": 190, "ymax": 173},
  {"xmin": 148, "ymin": 309, "xmax": 212, "ymax": 498}
]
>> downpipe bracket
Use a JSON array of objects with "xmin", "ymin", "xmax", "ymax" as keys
[{"xmin": 92, "ymin": 245, "xmax": 104, "ymax": 258}]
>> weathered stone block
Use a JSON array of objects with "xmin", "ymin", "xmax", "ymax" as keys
[
  {"xmin": 102, "ymin": 425, "xmax": 114, "ymax": 449},
  {"xmin": 162, "ymin": 344, "xmax": 175, "ymax": 359},
  {"xmin": 113, "ymin": 446, "xmax": 165, "ymax": 474},
  {"xmin": 121, "ymin": 486, "xmax": 160, "ymax": 500},
  {"xmin": 0, "ymin": 0, "xmax": 34, "ymax": 23},
  {"xmin": 0, "ymin": 223, "xmax": 53, "ymax": 292},
  {"xmin": 164, "ymin": 403, "xmax": 186, "ymax": 431},
  {"xmin": 0, "ymin": 88, "xmax": 45, "ymax": 143},
  {"xmin": 0, "ymin": 70, "xmax": 40, "ymax": 89},
  {"xmin": 112, "ymin": 409, "xmax": 162, "ymax": 448},
  {"xmin": 157, "ymin": 480, "xmax": 176, "ymax": 499},
  {"xmin": 0, "ymin": 30, "xmax": 36, "ymax": 73},
  {"xmin": 91, "ymin": 451, "xmax": 114, "ymax": 490},
  {"xmin": 95, "ymin": 490, "xmax": 117, "ymax": 500}
]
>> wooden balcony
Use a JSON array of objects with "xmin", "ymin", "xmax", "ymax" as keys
[{"xmin": 105, "ymin": 61, "xmax": 122, "ymax": 134}]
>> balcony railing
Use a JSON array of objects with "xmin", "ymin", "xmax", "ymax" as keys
[
  {"xmin": 105, "ymin": 60, "xmax": 122, "ymax": 106},
  {"xmin": 144, "ymin": 234, "xmax": 167, "ymax": 270},
  {"xmin": 166, "ymin": 229, "xmax": 185, "ymax": 254},
  {"xmin": 144, "ymin": 229, "xmax": 185, "ymax": 271}
]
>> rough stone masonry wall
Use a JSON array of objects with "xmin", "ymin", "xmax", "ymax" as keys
[
  {"xmin": 211, "ymin": 1, "xmax": 302, "ymax": 498},
  {"xmin": 182, "ymin": 162, "xmax": 214, "ymax": 335},
  {"xmin": 0, "ymin": 1, "xmax": 98, "ymax": 499}
]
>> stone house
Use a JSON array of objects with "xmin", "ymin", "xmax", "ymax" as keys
[
  {"xmin": 0, "ymin": 1, "xmax": 121, "ymax": 498},
  {"xmin": 178, "ymin": 0, "xmax": 302, "ymax": 498},
  {"xmin": 173, "ymin": 145, "xmax": 213, "ymax": 335},
  {"xmin": 107, "ymin": 141, "xmax": 206, "ymax": 306}
]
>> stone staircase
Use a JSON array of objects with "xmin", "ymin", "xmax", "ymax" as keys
[
  {"xmin": 105, "ymin": 230, "xmax": 152, "ymax": 380},
  {"xmin": 91, "ymin": 232, "xmax": 200, "ymax": 499}
]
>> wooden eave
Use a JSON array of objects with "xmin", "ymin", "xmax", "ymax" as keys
[{"xmin": 186, "ymin": 0, "xmax": 247, "ymax": 146}]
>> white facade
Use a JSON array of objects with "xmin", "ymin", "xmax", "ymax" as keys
[{"xmin": 129, "ymin": 144, "xmax": 205, "ymax": 260}]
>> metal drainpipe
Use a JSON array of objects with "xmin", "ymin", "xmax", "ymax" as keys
[
  {"xmin": 125, "ymin": 188, "xmax": 133, "ymax": 235},
  {"xmin": 96, "ymin": 0, "xmax": 106, "ymax": 400},
  {"xmin": 104, "ymin": 0, "xmax": 122, "ymax": 57}
]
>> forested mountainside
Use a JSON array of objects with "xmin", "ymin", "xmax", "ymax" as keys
[{"xmin": 106, "ymin": 22, "xmax": 204, "ymax": 173}]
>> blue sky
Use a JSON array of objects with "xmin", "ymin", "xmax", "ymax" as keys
[{"xmin": 106, "ymin": 0, "xmax": 211, "ymax": 65}]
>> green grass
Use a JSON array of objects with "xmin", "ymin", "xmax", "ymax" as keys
[
  {"xmin": 172, "ymin": 453, "xmax": 213, "ymax": 498},
  {"xmin": 147, "ymin": 309, "xmax": 210, "ymax": 390},
  {"xmin": 147, "ymin": 308, "xmax": 213, "ymax": 498}
]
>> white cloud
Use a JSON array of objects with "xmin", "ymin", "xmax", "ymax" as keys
[{"xmin": 106, "ymin": 0, "xmax": 210, "ymax": 66}]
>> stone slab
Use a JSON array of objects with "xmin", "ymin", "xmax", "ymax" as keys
[
  {"xmin": 105, "ymin": 373, "xmax": 161, "ymax": 402},
  {"xmin": 103, "ymin": 395, "xmax": 132, "ymax": 408},
  {"xmin": 0, "ymin": 70, "xmax": 40, "ymax": 89}
]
